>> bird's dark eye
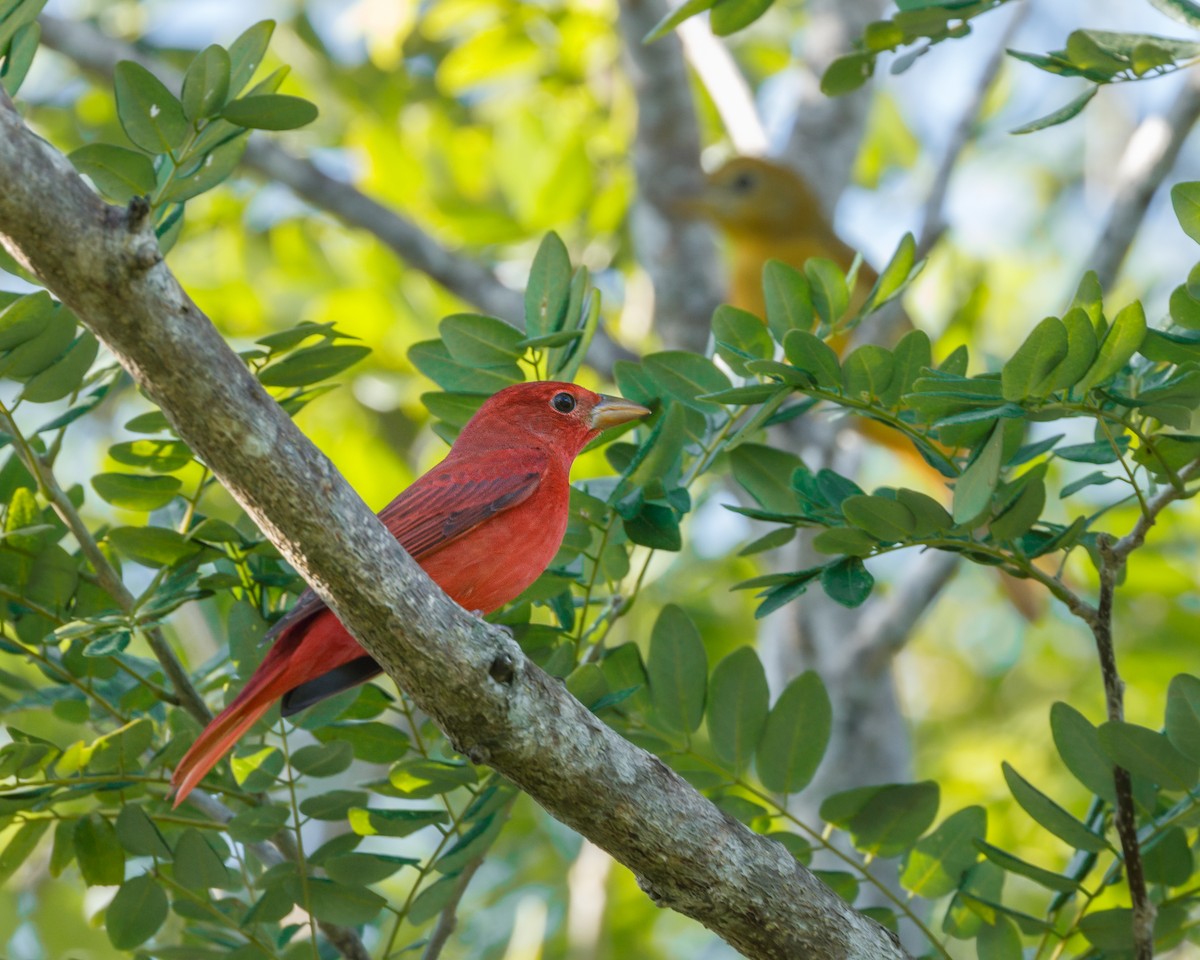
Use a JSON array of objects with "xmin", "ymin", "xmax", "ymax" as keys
[
  {"xmin": 551, "ymin": 392, "xmax": 576, "ymax": 414},
  {"xmin": 731, "ymin": 171, "xmax": 755, "ymax": 192}
]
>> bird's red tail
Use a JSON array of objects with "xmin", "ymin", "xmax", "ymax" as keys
[{"xmin": 171, "ymin": 634, "xmax": 305, "ymax": 806}]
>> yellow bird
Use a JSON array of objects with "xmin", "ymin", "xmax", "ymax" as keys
[
  {"xmin": 685, "ymin": 156, "xmax": 1044, "ymax": 621},
  {"xmin": 682, "ymin": 155, "xmax": 886, "ymax": 321}
]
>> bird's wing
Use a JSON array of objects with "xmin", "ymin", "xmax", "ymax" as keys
[{"xmin": 264, "ymin": 447, "xmax": 549, "ymax": 642}]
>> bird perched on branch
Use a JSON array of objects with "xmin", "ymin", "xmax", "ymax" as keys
[
  {"xmin": 681, "ymin": 156, "xmax": 880, "ymax": 320},
  {"xmin": 171, "ymin": 382, "xmax": 650, "ymax": 804},
  {"xmin": 684, "ymin": 156, "xmax": 1044, "ymax": 620}
]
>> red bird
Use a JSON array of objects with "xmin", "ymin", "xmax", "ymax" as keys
[{"xmin": 172, "ymin": 382, "xmax": 649, "ymax": 804}]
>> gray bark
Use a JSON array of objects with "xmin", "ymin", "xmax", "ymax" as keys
[{"xmin": 0, "ymin": 93, "xmax": 908, "ymax": 960}]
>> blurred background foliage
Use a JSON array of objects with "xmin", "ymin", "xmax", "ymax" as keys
[{"xmin": 2, "ymin": 0, "xmax": 1200, "ymax": 958}]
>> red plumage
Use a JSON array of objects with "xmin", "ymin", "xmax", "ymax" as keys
[{"xmin": 171, "ymin": 382, "xmax": 648, "ymax": 804}]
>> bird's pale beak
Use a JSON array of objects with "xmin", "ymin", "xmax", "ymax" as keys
[{"xmin": 590, "ymin": 395, "xmax": 651, "ymax": 431}]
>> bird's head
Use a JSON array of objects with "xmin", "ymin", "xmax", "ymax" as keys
[
  {"xmin": 676, "ymin": 156, "xmax": 827, "ymax": 240},
  {"xmin": 455, "ymin": 382, "xmax": 650, "ymax": 460}
]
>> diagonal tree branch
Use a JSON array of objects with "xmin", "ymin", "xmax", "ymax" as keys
[
  {"xmin": 1084, "ymin": 68, "xmax": 1200, "ymax": 291},
  {"xmin": 0, "ymin": 91, "xmax": 908, "ymax": 960},
  {"xmin": 616, "ymin": 0, "xmax": 723, "ymax": 355}
]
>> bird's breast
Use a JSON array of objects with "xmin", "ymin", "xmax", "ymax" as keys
[{"xmin": 417, "ymin": 474, "xmax": 571, "ymax": 615}]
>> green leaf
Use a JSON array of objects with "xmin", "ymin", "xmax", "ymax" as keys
[
  {"xmin": 69, "ymin": 144, "xmax": 157, "ymax": 203},
  {"xmin": 1076, "ymin": 300, "xmax": 1146, "ymax": 394},
  {"xmin": 227, "ymin": 20, "xmax": 274, "ymax": 95},
  {"xmin": 288, "ymin": 877, "xmax": 386, "ymax": 925},
  {"xmin": 952, "ymin": 422, "xmax": 1003, "ymax": 525},
  {"xmin": 173, "ymin": 829, "xmax": 230, "ymax": 890},
  {"xmin": 113, "ymin": 60, "xmax": 188, "ymax": 154},
  {"xmin": 0, "ymin": 291, "xmax": 54, "ymax": 351},
  {"xmin": 408, "ymin": 339, "xmax": 521, "ymax": 393},
  {"xmin": 821, "ymin": 556, "xmax": 874, "ymax": 607},
  {"xmin": 805, "ymin": 258, "xmax": 849, "ymax": 327},
  {"xmin": 642, "ymin": 0, "xmax": 716, "ymax": 43},
  {"xmin": 115, "ymin": 805, "xmax": 172, "ymax": 858},
  {"xmin": 821, "ymin": 52, "xmax": 876, "ymax": 96},
  {"xmin": 841, "ymin": 344, "xmax": 895, "ymax": 401},
  {"xmin": 762, "ymin": 259, "xmax": 814, "ymax": 340},
  {"xmin": 1048, "ymin": 307, "xmax": 1099, "ymax": 393},
  {"xmin": 1142, "ymin": 825, "xmax": 1193, "ymax": 886},
  {"xmin": 896, "ymin": 488, "xmax": 953, "ymax": 537},
  {"xmin": 646, "ymin": 604, "xmax": 707, "ymax": 735},
  {"xmin": 407, "ymin": 872, "xmax": 462, "ymax": 925},
  {"xmin": 108, "ymin": 525, "xmax": 201, "ymax": 568},
  {"xmin": 1059, "ymin": 470, "xmax": 1117, "ymax": 498},
  {"xmin": 258, "ymin": 343, "xmax": 371, "ymax": 387},
  {"xmin": 1001, "ymin": 762, "xmax": 1108, "ymax": 853},
  {"xmin": 0, "ymin": 20, "xmax": 39, "ymax": 96},
  {"xmin": 227, "ymin": 806, "xmax": 290, "ymax": 844},
  {"xmin": 21, "ymin": 333, "xmax": 99, "ymax": 403},
  {"xmin": 75, "ymin": 813, "xmax": 125, "ymax": 886},
  {"xmin": 299, "ymin": 789, "xmax": 369, "ymax": 820},
  {"xmin": 109, "ymin": 439, "xmax": 193, "ymax": 473},
  {"xmin": 975, "ymin": 840, "xmax": 1079, "ymax": 892},
  {"xmin": 707, "ymin": 648, "xmax": 769, "ymax": 773},
  {"xmin": 0, "ymin": 819, "xmax": 50, "ymax": 887},
  {"xmin": 1001, "ymin": 316, "xmax": 1068, "ymax": 401},
  {"xmin": 756, "ymin": 670, "xmax": 831, "ymax": 794},
  {"xmin": 782, "ymin": 330, "xmax": 841, "ymax": 389},
  {"xmin": 623, "ymin": 502, "xmax": 681, "ymax": 551},
  {"xmin": 821, "ymin": 781, "xmax": 939, "ymax": 857},
  {"xmin": 221, "ymin": 93, "xmax": 317, "ymax": 130},
  {"xmin": 842, "ymin": 494, "xmax": 916, "ymax": 542},
  {"xmin": 977, "ymin": 917, "xmax": 1022, "ymax": 960},
  {"xmin": 1148, "ymin": 0, "xmax": 1200, "ymax": 29},
  {"xmin": 900, "ymin": 805, "xmax": 986, "ymax": 898},
  {"xmin": 643, "ymin": 351, "xmax": 731, "ymax": 409},
  {"xmin": 0, "ymin": 304, "xmax": 75, "ymax": 379},
  {"xmin": 989, "ymin": 474, "xmax": 1045, "ymax": 542},
  {"xmin": 325, "ymin": 851, "xmax": 416, "ymax": 885},
  {"xmin": 1050, "ymin": 702, "xmax": 1116, "ymax": 802},
  {"xmin": 729, "ymin": 443, "xmax": 803, "ymax": 513},
  {"xmin": 1172, "ymin": 181, "xmax": 1200, "ymax": 244},
  {"xmin": 348, "ymin": 806, "xmax": 449, "ymax": 838},
  {"xmin": 713, "ymin": 305, "xmax": 772, "ymax": 374},
  {"xmin": 524, "ymin": 232, "xmax": 572, "ymax": 337},
  {"xmin": 106, "ymin": 874, "xmax": 168, "ymax": 949},
  {"xmin": 710, "ymin": 0, "xmax": 773, "ymax": 35},
  {"xmin": 812, "ymin": 526, "xmax": 877, "ymax": 557},
  {"xmin": 317, "ymin": 721, "xmax": 411, "ymax": 763},
  {"xmin": 1011, "ymin": 85, "xmax": 1098, "ymax": 135},
  {"xmin": 92, "ymin": 473, "xmax": 181, "ymax": 511},
  {"xmin": 291, "ymin": 740, "xmax": 354, "ymax": 777},
  {"xmin": 181, "ymin": 44, "xmax": 231, "ymax": 121},
  {"xmin": 1098, "ymin": 720, "xmax": 1198, "ymax": 791},
  {"xmin": 1165, "ymin": 673, "xmax": 1200, "ymax": 763},
  {"xmin": 882, "ymin": 328, "xmax": 931, "ymax": 406},
  {"xmin": 162, "ymin": 137, "xmax": 247, "ymax": 203}
]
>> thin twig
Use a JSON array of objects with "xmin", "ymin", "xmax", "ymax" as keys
[
  {"xmin": 616, "ymin": 0, "xmax": 723, "ymax": 354},
  {"xmin": 421, "ymin": 855, "xmax": 487, "ymax": 960},
  {"xmin": 916, "ymin": 2, "xmax": 1030, "ymax": 259},
  {"xmin": 1085, "ymin": 69, "xmax": 1200, "ymax": 291},
  {"xmin": 1111, "ymin": 459, "xmax": 1200, "ymax": 563},
  {"xmin": 1093, "ymin": 536, "xmax": 1153, "ymax": 960}
]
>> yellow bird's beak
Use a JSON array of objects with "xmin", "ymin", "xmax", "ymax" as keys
[{"xmin": 590, "ymin": 395, "xmax": 651, "ymax": 431}]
